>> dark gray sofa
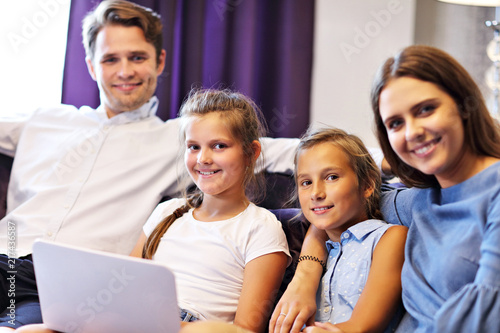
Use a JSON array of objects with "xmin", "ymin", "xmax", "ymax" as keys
[{"xmin": 0, "ymin": 154, "xmax": 308, "ymax": 312}]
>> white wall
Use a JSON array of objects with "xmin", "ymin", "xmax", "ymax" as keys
[
  {"xmin": 414, "ymin": 0, "xmax": 496, "ymax": 114},
  {"xmin": 0, "ymin": 0, "xmax": 70, "ymax": 115},
  {"xmin": 310, "ymin": 0, "xmax": 416, "ymax": 148}
]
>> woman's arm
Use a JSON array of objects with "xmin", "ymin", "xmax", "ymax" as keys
[
  {"xmin": 332, "ymin": 225, "xmax": 407, "ymax": 333},
  {"xmin": 129, "ymin": 232, "xmax": 147, "ymax": 258},
  {"xmin": 269, "ymin": 225, "xmax": 329, "ymax": 333},
  {"xmin": 234, "ymin": 252, "xmax": 288, "ymax": 333},
  {"xmin": 433, "ymin": 207, "xmax": 500, "ymax": 331}
]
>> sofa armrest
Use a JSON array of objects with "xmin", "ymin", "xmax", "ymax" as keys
[{"xmin": 0, "ymin": 154, "xmax": 13, "ymax": 219}]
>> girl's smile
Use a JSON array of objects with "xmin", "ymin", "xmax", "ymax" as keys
[{"xmin": 196, "ymin": 169, "xmax": 221, "ymax": 176}]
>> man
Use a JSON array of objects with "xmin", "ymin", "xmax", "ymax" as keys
[{"xmin": 0, "ymin": 0, "xmax": 297, "ymax": 329}]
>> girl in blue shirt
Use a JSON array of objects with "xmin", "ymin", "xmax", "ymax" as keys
[
  {"xmin": 271, "ymin": 45, "xmax": 500, "ymax": 333},
  {"xmin": 293, "ymin": 127, "xmax": 406, "ymax": 332}
]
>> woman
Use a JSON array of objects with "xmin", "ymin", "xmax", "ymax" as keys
[{"xmin": 270, "ymin": 45, "xmax": 500, "ymax": 333}]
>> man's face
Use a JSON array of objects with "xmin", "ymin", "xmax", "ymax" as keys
[{"xmin": 86, "ymin": 25, "xmax": 166, "ymax": 118}]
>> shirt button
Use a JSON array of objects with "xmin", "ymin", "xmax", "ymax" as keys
[
  {"xmin": 343, "ymin": 233, "xmax": 350, "ymax": 239},
  {"xmin": 323, "ymin": 307, "xmax": 330, "ymax": 313},
  {"xmin": 47, "ymin": 232, "xmax": 53, "ymax": 237}
]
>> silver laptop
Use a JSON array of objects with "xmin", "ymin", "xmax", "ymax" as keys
[{"xmin": 32, "ymin": 239, "xmax": 180, "ymax": 333}]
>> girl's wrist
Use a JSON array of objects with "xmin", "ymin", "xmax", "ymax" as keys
[
  {"xmin": 293, "ymin": 258, "xmax": 324, "ymax": 289},
  {"xmin": 297, "ymin": 255, "xmax": 327, "ymax": 274}
]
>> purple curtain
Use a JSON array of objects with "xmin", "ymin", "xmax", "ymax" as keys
[{"xmin": 62, "ymin": 0, "xmax": 314, "ymax": 138}]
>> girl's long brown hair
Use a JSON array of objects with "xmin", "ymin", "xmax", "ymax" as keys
[{"xmin": 142, "ymin": 89, "xmax": 267, "ymax": 259}]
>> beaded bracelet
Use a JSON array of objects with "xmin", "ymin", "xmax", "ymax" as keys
[{"xmin": 297, "ymin": 255, "xmax": 327, "ymax": 274}]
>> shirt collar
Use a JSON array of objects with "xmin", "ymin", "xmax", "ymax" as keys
[
  {"xmin": 96, "ymin": 96, "xmax": 159, "ymax": 125},
  {"xmin": 326, "ymin": 219, "xmax": 387, "ymax": 250}
]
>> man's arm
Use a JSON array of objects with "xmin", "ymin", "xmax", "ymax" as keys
[
  {"xmin": 0, "ymin": 112, "xmax": 32, "ymax": 157},
  {"xmin": 259, "ymin": 137, "xmax": 299, "ymax": 175},
  {"xmin": 260, "ymin": 137, "xmax": 389, "ymax": 177}
]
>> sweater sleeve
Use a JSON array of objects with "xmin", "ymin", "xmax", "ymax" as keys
[
  {"xmin": 380, "ymin": 186, "xmax": 418, "ymax": 227},
  {"xmin": 433, "ymin": 194, "xmax": 500, "ymax": 332}
]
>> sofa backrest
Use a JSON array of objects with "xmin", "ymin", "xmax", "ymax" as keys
[{"xmin": 0, "ymin": 154, "xmax": 308, "ymax": 328}]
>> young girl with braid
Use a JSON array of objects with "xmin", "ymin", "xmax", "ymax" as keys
[{"xmin": 130, "ymin": 89, "xmax": 290, "ymax": 333}]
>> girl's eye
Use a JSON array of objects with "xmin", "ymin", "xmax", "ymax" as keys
[
  {"xmin": 187, "ymin": 144, "xmax": 199, "ymax": 151},
  {"xmin": 214, "ymin": 143, "xmax": 227, "ymax": 150},
  {"xmin": 300, "ymin": 180, "xmax": 312, "ymax": 187},
  {"xmin": 326, "ymin": 174, "xmax": 338, "ymax": 181}
]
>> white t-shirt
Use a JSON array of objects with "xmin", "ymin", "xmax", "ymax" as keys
[{"xmin": 143, "ymin": 198, "xmax": 291, "ymax": 322}]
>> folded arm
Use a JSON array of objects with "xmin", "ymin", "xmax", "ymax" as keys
[{"xmin": 269, "ymin": 225, "xmax": 329, "ymax": 333}]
